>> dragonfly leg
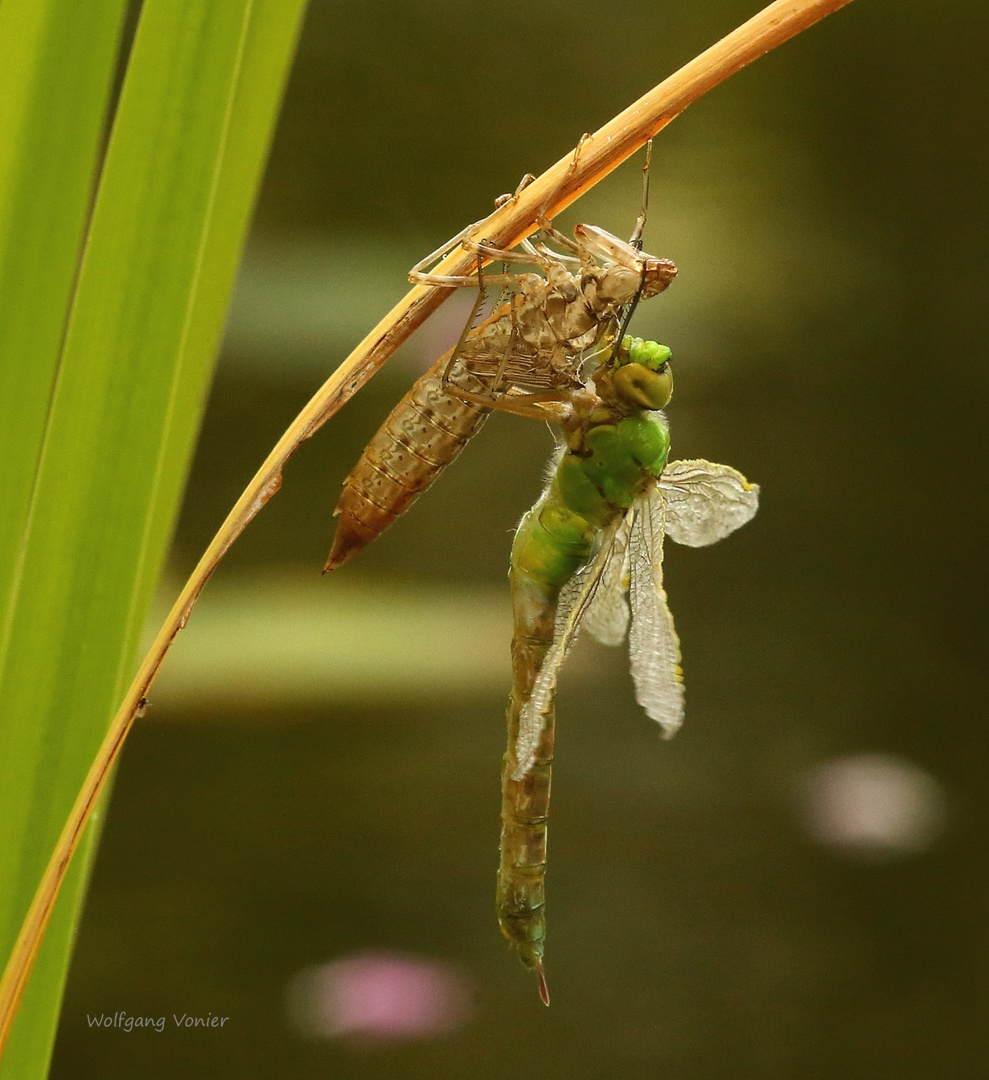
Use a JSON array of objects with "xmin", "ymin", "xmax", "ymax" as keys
[
  {"xmin": 629, "ymin": 138, "xmax": 653, "ymax": 248},
  {"xmin": 534, "ymin": 216, "xmax": 580, "ymax": 255},
  {"xmin": 441, "ymin": 290, "xmax": 556, "ymax": 420},
  {"xmin": 518, "ymin": 236, "xmax": 549, "ymax": 261},
  {"xmin": 410, "ymin": 170, "xmax": 545, "ymax": 286},
  {"xmin": 413, "ymin": 237, "xmax": 564, "ymax": 285},
  {"xmin": 408, "ymin": 182, "xmax": 540, "ymax": 284},
  {"xmin": 407, "ymin": 183, "xmax": 530, "ymax": 279},
  {"xmin": 535, "ymin": 130, "xmax": 591, "ymax": 219},
  {"xmin": 462, "ymin": 237, "xmax": 556, "ymax": 270},
  {"xmin": 408, "ymin": 216, "xmax": 491, "ymax": 279},
  {"xmin": 532, "ymin": 239, "xmax": 580, "ymax": 265},
  {"xmin": 446, "ymin": 386, "xmax": 568, "ymax": 423},
  {"xmin": 527, "ymin": 129, "xmax": 592, "ymax": 243},
  {"xmin": 473, "ymin": 291, "xmax": 524, "ymax": 396},
  {"xmin": 408, "ymin": 269, "xmax": 521, "ymax": 287},
  {"xmin": 494, "ymin": 172, "xmax": 537, "ymax": 208},
  {"xmin": 439, "ymin": 258, "xmax": 502, "ymax": 390}
]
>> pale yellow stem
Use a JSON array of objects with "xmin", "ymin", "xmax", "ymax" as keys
[{"xmin": 0, "ymin": 0, "xmax": 856, "ymax": 1055}]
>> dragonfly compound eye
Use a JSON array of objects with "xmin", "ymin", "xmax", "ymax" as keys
[{"xmin": 612, "ymin": 361, "xmax": 673, "ymax": 411}]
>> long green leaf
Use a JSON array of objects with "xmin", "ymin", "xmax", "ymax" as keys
[
  {"xmin": 0, "ymin": 3, "xmax": 130, "ymax": 1072},
  {"xmin": 0, "ymin": 0, "xmax": 130, "ymax": 671},
  {"xmin": 0, "ymin": 0, "xmax": 307, "ymax": 1074}
]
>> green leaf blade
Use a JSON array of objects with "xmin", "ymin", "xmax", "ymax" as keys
[
  {"xmin": 0, "ymin": 0, "xmax": 130, "ymax": 634},
  {"xmin": 0, "ymin": 1, "xmax": 308, "ymax": 1074}
]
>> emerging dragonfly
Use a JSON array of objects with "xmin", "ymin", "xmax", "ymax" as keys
[
  {"xmin": 498, "ymin": 335, "xmax": 759, "ymax": 1004},
  {"xmin": 323, "ymin": 169, "xmax": 757, "ymax": 1003},
  {"xmin": 325, "ymin": 218, "xmax": 676, "ymax": 569}
]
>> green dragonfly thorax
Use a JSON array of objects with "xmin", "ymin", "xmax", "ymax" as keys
[{"xmin": 513, "ymin": 340, "xmax": 673, "ymax": 593}]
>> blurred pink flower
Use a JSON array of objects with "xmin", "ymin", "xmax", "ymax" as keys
[{"xmin": 286, "ymin": 951, "xmax": 474, "ymax": 1043}]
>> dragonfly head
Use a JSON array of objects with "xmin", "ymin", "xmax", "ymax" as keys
[
  {"xmin": 638, "ymin": 255, "xmax": 679, "ymax": 299},
  {"xmin": 596, "ymin": 336, "xmax": 673, "ymax": 412},
  {"xmin": 574, "ymin": 224, "xmax": 678, "ymax": 303}
]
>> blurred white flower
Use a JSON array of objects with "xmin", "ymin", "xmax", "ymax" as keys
[{"xmin": 799, "ymin": 753, "xmax": 947, "ymax": 858}]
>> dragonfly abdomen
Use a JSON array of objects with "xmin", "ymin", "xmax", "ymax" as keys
[
  {"xmin": 327, "ymin": 234, "xmax": 677, "ymax": 573},
  {"xmin": 326, "ymin": 350, "xmax": 491, "ymax": 569}
]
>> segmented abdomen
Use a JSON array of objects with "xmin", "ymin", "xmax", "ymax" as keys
[
  {"xmin": 497, "ymin": 399, "xmax": 671, "ymax": 999},
  {"xmin": 497, "ymin": 560, "xmax": 559, "ymax": 979},
  {"xmin": 497, "ymin": 492, "xmax": 598, "ymax": 1002},
  {"xmin": 325, "ymin": 346, "xmax": 491, "ymax": 569}
]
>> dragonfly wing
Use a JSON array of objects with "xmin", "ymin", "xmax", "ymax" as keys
[
  {"xmin": 628, "ymin": 488, "xmax": 685, "ymax": 738},
  {"xmin": 659, "ymin": 459, "xmax": 759, "ymax": 548},
  {"xmin": 512, "ymin": 517, "xmax": 624, "ymax": 780},
  {"xmin": 581, "ymin": 509, "xmax": 633, "ymax": 647}
]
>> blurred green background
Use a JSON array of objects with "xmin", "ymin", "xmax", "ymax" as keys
[{"xmin": 50, "ymin": 1, "xmax": 988, "ymax": 1076}]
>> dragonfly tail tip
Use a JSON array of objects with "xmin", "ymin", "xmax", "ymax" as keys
[{"xmin": 536, "ymin": 965, "xmax": 550, "ymax": 1006}]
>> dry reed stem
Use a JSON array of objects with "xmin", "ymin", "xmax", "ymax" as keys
[{"xmin": 0, "ymin": 0, "xmax": 855, "ymax": 1055}]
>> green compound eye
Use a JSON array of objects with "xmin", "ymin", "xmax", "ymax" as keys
[{"xmin": 612, "ymin": 360, "xmax": 673, "ymax": 410}]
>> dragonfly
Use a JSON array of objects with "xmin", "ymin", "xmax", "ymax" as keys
[
  {"xmin": 324, "ymin": 219, "xmax": 677, "ymax": 570},
  {"xmin": 498, "ymin": 335, "xmax": 759, "ymax": 1004}
]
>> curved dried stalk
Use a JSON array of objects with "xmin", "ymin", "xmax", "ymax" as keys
[{"xmin": 0, "ymin": 0, "xmax": 855, "ymax": 1053}]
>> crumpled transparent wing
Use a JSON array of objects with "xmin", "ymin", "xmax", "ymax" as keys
[
  {"xmin": 628, "ymin": 487, "xmax": 684, "ymax": 738},
  {"xmin": 512, "ymin": 516, "xmax": 623, "ymax": 780},
  {"xmin": 581, "ymin": 509, "xmax": 634, "ymax": 647},
  {"xmin": 659, "ymin": 459, "xmax": 759, "ymax": 548}
]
